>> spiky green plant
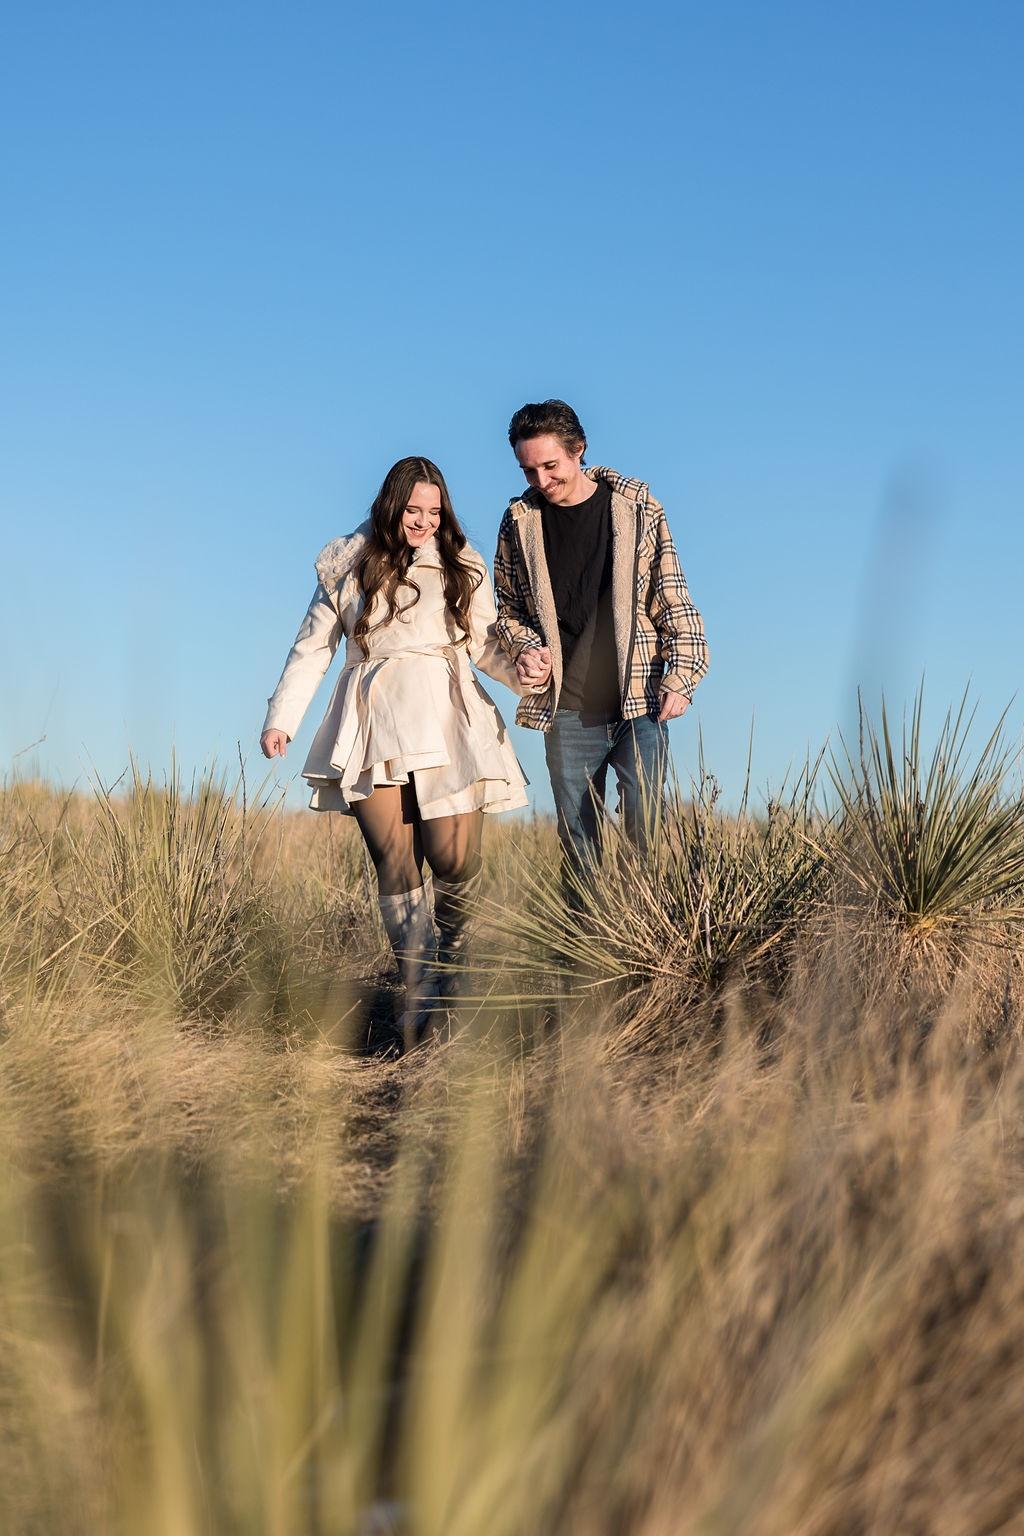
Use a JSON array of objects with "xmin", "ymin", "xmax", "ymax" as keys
[
  {"xmin": 830, "ymin": 688, "xmax": 1024, "ymax": 946},
  {"xmin": 86, "ymin": 758, "xmax": 276, "ymax": 1020},
  {"xmin": 485, "ymin": 746, "xmax": 829, "ymax": 1008},
  {"xmin": 0, "ymin": 783, "xmax": 96, "ymax": 1012}
]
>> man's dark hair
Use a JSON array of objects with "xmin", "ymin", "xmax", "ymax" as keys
[{"xmin": 508, "ymin": 399, "xmax": 587, "ymax": 461}]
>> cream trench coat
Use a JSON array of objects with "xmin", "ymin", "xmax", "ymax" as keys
[{"xmin": 263, "ymin": 523, "xmax": 529, "ymax": 819}]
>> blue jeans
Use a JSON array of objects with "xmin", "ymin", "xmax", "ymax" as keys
[{"xmin": 544, "ymin": 711, "xmax": 669, "ymax": 896}]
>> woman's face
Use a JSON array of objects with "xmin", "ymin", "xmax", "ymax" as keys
[{"xmin": 401, "ymin": 481, "xmax": 443, "ymax": 548}]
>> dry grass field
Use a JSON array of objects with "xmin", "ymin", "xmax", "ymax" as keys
[{"xmin": 3, "ymin": 695, "xmax": 1024, "ymax": 1535}]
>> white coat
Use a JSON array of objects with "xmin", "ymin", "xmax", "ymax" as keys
[{"xmin": 263, "ymin": 523, "xmax": 529, "ymax": 818}]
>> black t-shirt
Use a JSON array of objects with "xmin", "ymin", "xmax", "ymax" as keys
[{"xmin": 540, "ymin": 480, "xmax": 620, "ymax": 719}]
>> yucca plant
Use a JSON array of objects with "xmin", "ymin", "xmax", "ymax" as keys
[
  {"xmin": 485, "ymin": 744, "xmax": 829, "ymax": 1009},
  {"xmin": 830, "ymin": 687, "xmax": 1024, "ymax": 948},
  {"xmin": 86, "ymin": 758, "xmax": 276, "ymax": 1020},
  {"xmin": 0, "ymin": 784, "xmax": 86, "ymax": 1011},
  {"xmin": 0, "ymin": 825, "xmax": 46, "ymax": 1000}
]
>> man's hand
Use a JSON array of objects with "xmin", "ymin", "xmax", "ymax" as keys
[
  {"xmin": 516, "ymin": 645, "xmax": 553, "ymax": 689},
  {"xmin": 261, "ymin": 728, "xmax": 290, "ymax": 758},
  {"xmin": 658, "ymin": 690, "xmax": 689, "ymax": 723}
]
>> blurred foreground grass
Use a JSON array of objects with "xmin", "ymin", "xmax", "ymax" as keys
[{"xmin": 3, "ymin": 699, "xmax": 1024, "ymax": 1533}]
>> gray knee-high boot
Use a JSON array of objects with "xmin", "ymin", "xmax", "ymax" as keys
[
  {"xmin": 432, "ymin": 869, "xmax": 483, "ymax": 998},
  {"xmin": 378, "ymin": 884, "xmax": 438, "ymax": 1047}
]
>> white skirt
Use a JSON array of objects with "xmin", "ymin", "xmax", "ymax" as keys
[{"xmin": 301, "ymin": 642, "xmax": 529, "ymax": 819}]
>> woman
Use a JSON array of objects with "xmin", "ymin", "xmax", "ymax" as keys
[{"xmin": 260, "ymin": 456, "xmax": 530, "ymax": 1039}]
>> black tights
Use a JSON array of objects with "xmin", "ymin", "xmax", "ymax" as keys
[{"xmin": 353, "ymin": 780, "xmax": 483, "ymax": 897}]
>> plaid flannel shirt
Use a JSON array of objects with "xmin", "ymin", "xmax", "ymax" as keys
[{"xmin": 493, "ymin": 466, "xmax": 708, "ymax": 731}]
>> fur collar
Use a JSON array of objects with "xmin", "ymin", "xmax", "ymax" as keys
[
  {"xmin": 314, "ymin": 521, "xmax": 485, "ymax": 610},
  {"xmin": 314, "ymin": 519, "xmax": 372, "ymax": 594}
]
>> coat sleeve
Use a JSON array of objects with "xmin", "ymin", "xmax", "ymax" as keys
[
  {"xmin": 262, "ymin": 583, "xmax": 344, "ymax": 739},
  {"xmin": 493, "ymin": 510, "xmax": 545, "ymax": 660},
  {"xmin": 646, "ymin": 497, "xmax": 709, "ymax": 701},
  {"xmin": 465, "ymin": 562, "xmax": 530, "ymax": 694}
]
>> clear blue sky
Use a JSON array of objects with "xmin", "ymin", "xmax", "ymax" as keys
[{"xmin": 3, "ymin": 1, "xmax": 1022, "ymax": 811}]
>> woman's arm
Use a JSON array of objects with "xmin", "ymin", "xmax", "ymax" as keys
[{"xmin": 262, "ymin": 582, "xmax": 344, "ymax": 744}]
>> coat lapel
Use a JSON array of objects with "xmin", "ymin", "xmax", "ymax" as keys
[
  {"xmin": 315, "ymin": 520, "xmax": 372, "ymax": 606},
  {"xmin": 609, "ymin": 490, "xmax": 640, "ymax": 700}
]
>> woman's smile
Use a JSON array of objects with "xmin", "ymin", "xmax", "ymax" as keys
[{"xmin": 402, "ymin": 487, "xmax": 442, "ymax": 546}]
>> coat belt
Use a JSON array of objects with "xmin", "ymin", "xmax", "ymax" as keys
[{"xmin": 340, "ymin": 641, "xmax": 474, "ymax": 720}]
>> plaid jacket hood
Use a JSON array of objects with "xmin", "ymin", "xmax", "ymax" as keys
[{"xmin": 493, "ymin": 466, "xmax": 708, "ymax": 730}]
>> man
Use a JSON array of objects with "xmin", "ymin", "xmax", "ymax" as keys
[{"xmin": 493, "ymin": 399, "xmax": 708, "ymax": 895}]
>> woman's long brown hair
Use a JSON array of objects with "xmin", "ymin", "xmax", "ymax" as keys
[{"xmin": 352, "ymin": 457, "xmax": 482, "ymax": 657}]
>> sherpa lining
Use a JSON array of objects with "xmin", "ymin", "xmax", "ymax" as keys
[{"xmin": 314, "ymin": 520, "xmax": 371, "ymax": 616}]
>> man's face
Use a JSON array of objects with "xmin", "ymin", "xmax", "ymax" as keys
[{"xmin": 514, "ymin": 434, "xmax": 585, "ymax": 506}]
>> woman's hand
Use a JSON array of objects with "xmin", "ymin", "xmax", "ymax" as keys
[
  {"xmin": 516, "ymin": 645, "xmax": 552, "ymax": 689},
  {"xmin": 261, "ymin": 728, "xmax": 290, "ymax": 758}
]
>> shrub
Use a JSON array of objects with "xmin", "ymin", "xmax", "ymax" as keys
[
  {"xmin": 88, "ymin": 759, "xmax": 274, "ymax": 1021},
  {"xmin": 492, "ymin": 749, "xmax": 829, "ymax": 1015},
  {"xmin": 830, "ymin": 689, "xmax": 1024, "ymax": 955}
]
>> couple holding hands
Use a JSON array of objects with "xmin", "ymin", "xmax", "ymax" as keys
[{"xmin": 260, "ymin": 398, "xmax": 709, "ymax": 1027}]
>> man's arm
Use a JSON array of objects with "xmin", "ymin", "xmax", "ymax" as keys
[
  {"xmin": 647, "ymin": 497, "xmax": 709, "ymax": 704},
  {"xmin": 493, "ymin": 510, "xmax": 545, "ymax": 660}
]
